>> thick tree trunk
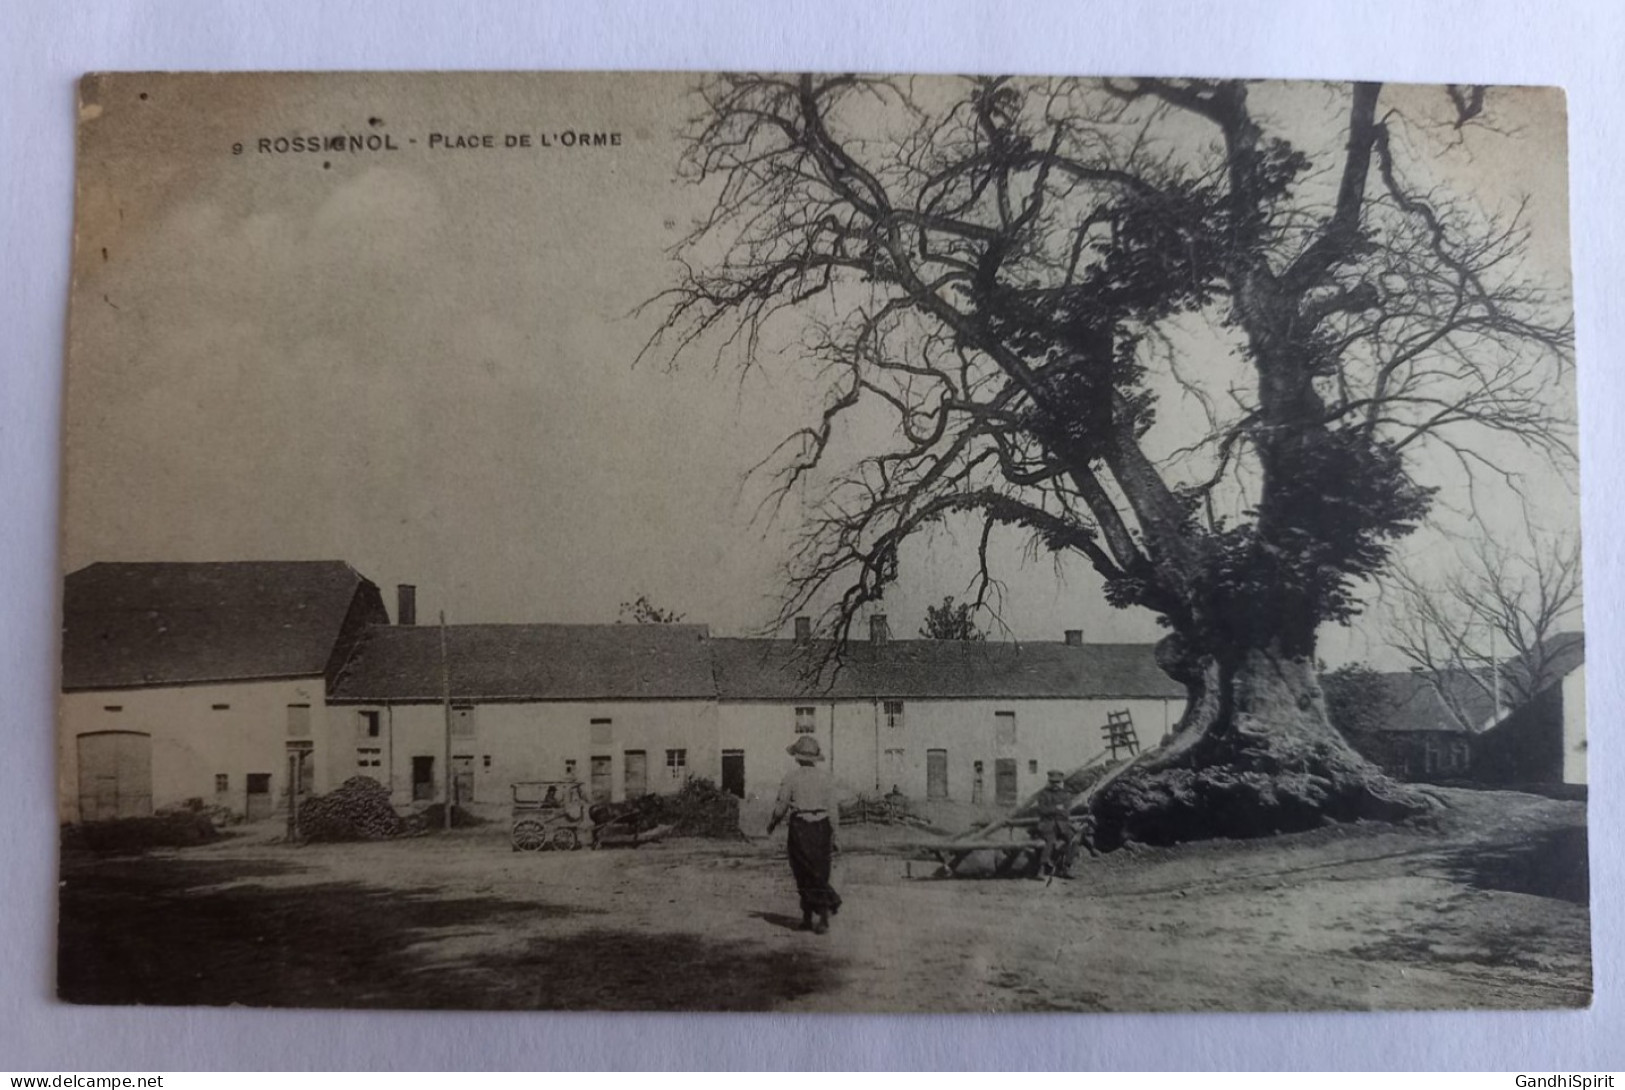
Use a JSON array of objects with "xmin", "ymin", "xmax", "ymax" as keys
[{"xmin": 1088, "ymin": 639, "xmax": 1432, "ymax": 850}]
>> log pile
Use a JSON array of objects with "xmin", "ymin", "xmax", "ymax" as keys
[{"xmin": 299, "ymin": 776, "xmax": 405, "ymax": 842}]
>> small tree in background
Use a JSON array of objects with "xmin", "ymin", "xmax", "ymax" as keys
[
  {"xmin": 618, "ymin": 595, "xmax": 686, "ymax": 625},
  {"xmin": 919, "ymin": 596, "xmax": 987, "ymax": 641}
]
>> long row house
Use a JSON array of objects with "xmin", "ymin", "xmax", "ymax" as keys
[
  {"xmin": 58, "ymin": 560, "xmax": 1585, "ymax": 824},
  {"xmin": 58, "ymin": 560, "xmax": 1185, "ymax": 823}
]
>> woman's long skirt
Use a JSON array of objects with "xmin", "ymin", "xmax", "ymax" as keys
[{"xmin": 786, "ymin": 817, "xmax": 842, "ymax": 915}]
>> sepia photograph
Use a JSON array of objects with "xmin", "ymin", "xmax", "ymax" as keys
[{"xmin": 56, "ymin": 69, "xmax": 1586, "ymax": 1014}]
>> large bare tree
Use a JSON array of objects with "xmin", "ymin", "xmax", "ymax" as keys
[{"xmin": 643, "ymin": 75, "xmax": 1572, "ymax": 844}]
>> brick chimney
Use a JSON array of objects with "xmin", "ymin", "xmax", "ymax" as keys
[
  {"xmin": 397, "ymin": 584, "xmax": 417, "ymax": 626},
  {"xmin": 870, "ymin": 614, "xmax": 890, "ymax": 645},
  {"xmin": 1064, "ymin": 629, "xmax": 1083, "ymax": 647},
  {"xmin": 794, "ymin": 616, "xmax": 812, "ymax": 643}
]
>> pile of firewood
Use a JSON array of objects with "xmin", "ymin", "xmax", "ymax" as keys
[{"xmin": 298, "ymin": 776, "xmax": 405, "ymax": 842}]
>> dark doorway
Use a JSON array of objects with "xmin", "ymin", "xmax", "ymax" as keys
[
  {"xmin": 245, "ymin": 773, "xmax": 273, "ymax": 820},
  {"xmin": 995, "ymin": 757, "xmax": 1018, "ymax": 806},
  {"xmin": 926, "ymin": 748, "xmax": 948, "ymax": 800},
  {"xmin": 285, "ymin": 742, "xmax": 314, "ymax": 808},
  {"xmin": 412, "ymin": 756, "xmax": 435, "ymax": 802},
  {"xmin": 721, "ymin": 750, "xmax": 745, "ymax": 798}
]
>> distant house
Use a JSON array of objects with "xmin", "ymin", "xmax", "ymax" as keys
[
  {"xmin": 1344, "ymin": 633, "xmax": 1587, "ymax": 787},
  {"xmin": 59, "ymin": 561, "xmax": 389, "ymax": 822},
  {"xmin": 1345, "ymin": 670, "xmax": 1493, "ymax": 782},
  {"xmin": 1471, "ymin": 634, "xmax": 1586, "ymax": 786}
]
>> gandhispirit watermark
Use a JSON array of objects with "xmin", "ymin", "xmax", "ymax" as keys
[{"xmin": 1516, "ymin": 1078, "xmax": 1616, "ymax": 1088}]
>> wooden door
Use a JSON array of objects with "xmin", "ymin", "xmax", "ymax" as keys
[
  {"xmin": 452, "ymin": 755, "xmax": 475, "ymax": 803},
  {"xmin": 624, "ymin": 750, "xmax": 648, "ymax": 797},
  {"xmin": 76, "ymin": 731, "xmax": 152, "ymax": 821},
  {"xmin": 590, "ymin": 755, "xmax": 613, "ymax": 803},
  {"xmin": 926, "ymin": 748, "xmax": 948, "ymax": 800},
  {"xmin": 995, "ymin": 758, "xmax": 1018, "ymax": 806},
  {"xmin": 720, "ymin": 750, "xmax": 745, "ymax": 798}
]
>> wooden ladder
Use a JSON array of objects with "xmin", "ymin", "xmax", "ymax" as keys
[{"xmin": 1103, "ymin": 709, "xmax": 1140, "ymax": 760}]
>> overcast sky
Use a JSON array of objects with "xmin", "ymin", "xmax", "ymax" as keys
[{"xmin": 63, "ymin": 72, "xmax": 1577, "ymax": 664}]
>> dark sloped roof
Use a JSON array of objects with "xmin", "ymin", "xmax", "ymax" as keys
[
  {"xmin": 63, "ymin": 561, "xmax": 378, "ymax": 690},
  {"xmin": 1369, "ymin": 670, "xmax": 1498, "ymax": 734},
  {"xmin": 710, "ymin": 638, "xmax": 1185, "ymax": 701},
  {"xmin": 329, "ymin": 629, "xmax": 1183, "ymax": 704},
  {"xmin": 330, "ymin": 624, "xmax": 718, "ymax": 702},
  {"xmin": 1368, "ymin": 632, "xmax": 1586, "ymax": 734}
]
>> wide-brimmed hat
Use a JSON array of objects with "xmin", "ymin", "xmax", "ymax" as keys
[
  {"xmin": 1046, "ymin": 769, "xmax": 1067, "ymax": 783},
  {"xmin": 787, "ymin": 736, "xmax": 825, "ymax": 761}
]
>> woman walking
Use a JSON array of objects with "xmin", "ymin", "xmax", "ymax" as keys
[{"xmin": 765, "ymin": 736, "xmax": 843, "ymax": 933}]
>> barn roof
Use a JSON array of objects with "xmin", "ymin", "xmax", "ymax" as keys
[
  {"xmin": 709, "ymin": 638, "xmax": 1186, "ymax": 701},
  {"xmin": 329, "ymin": 624, "xmax": 719, "ymax": 702},
  {"xmin": 62, "ymin": 561, "xmax": 380, "ymax": 690}
]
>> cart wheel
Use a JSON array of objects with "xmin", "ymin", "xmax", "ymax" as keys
[
  {"xmin": 511, "ymin": 819, "xmax": 548, "ymax": 852},
  {"xmin": 550, "ymin": 827, "xmax": 580, "ymax": 851}
]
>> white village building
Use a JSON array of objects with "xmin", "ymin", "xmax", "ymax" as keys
[
  {"xmin": 61, "ymin": 561, "xmax": 1587, "ymax": 822},
  {"xmin": 60, "ymin": 560, "xmax": 1178, "ymax": 820},
  {"xmin": 325, "ymin": 611, "xmax": 1186, "ymax": 811}
]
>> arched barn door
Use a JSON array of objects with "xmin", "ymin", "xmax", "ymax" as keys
[{"xmin": 76, "ymin": 731, "xmax": 153, "ymax": 821}]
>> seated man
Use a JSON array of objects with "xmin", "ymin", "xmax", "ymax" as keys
[{"xmin": 1032, "ymin": 769, "xmax": 1078, "ymax": 880}]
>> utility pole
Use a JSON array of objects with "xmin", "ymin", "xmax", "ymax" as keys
[
  {"xmin": 441, "ymin": 610, "xmax": 453, "ymax": 831},
  {"xmin": 1490, "ymin": 623, "xmax": 1503, "ymax": 722}
]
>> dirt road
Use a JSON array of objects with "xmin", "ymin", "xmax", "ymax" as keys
[{"xmin": 57, "ymin": 787, "xmax": 1590, "ymax": 1012}]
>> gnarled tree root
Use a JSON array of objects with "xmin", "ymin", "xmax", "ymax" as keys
[{"xmin": 1087, "ymin": 729, "xmax": 1434, "ymax": 852}]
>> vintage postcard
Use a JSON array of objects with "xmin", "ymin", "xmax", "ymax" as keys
[{"xmin": 58, "ymin": 71, "xmax": 1586, "ymax": 1012}]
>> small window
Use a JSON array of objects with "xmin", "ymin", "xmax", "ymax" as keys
[
  {"xmin": 564, "ymin": 758, "xmax": 578, "ymax": 778},
  {"xmin": 357, "ymin": 709, "xmax": 381, "ymax": 740},
  {"xmin": 665, "ymin": 748, "xmax": 687, "ymax": 777},
  {"xmin": 246, "ymin": 773, "xmax": 272, "ymax": 795},
  {"xmin": 356, "ymin": 747, "xmax": 382, "ymax": 768},
  {"xmin": 103, "ymin": 705, "xmax": 122, "ymax": 713},
  {"xmin": 451, "ymin": 705, "xmax": 476, "ymax": 737},
  {"xmin": 1029, "ymin": 759, "xmax": 1039, "ymax": 774},
  {"xmin": 483, "ymin": 755, "xmax": 492, "ymax": 769},
  {"xmin": 973, "ymin": 760, "xmax": 984, "ymax": 774},
  {"xmin": 214, "ymin": 773, "xmax": 229, "ymax": 793},
  {"xmin": 995, "ymin": 711, "xmax": 1017, "ymax": 746},
  {"xmin": 794, "ymin": 706, "xmax": 817, "ymax": 734},
  {"xmin": 211, "ymin": 703, "xmax": 231, "ymax": 711},
  {"xmin": 883, "ymin": 700, "xmax": 904, "ymax": 729},
  {"xmin": 286, "ymin": 704, "xmax": 312, "ymax": 737},
  {"xmin": 590, "ymin": 718, "xmax": 613, "ymax": 745}
]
